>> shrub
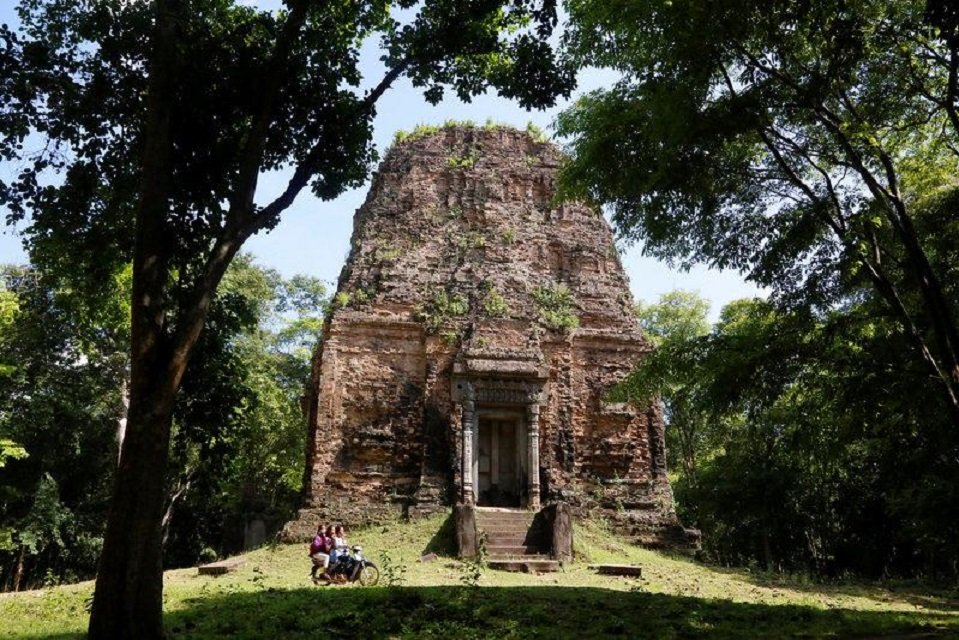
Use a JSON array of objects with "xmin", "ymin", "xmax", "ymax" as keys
[
  {"xmin": 532, "ymin": 283, "xmax": 579, "ymax": 331},
  {"xmin": 483, "ymin": 288, "xmax": 509, "ymax": 318},
  {"xmin": 447, "ymin": 149, "xmax": 478, "ymax": 169},
  {"xmin": 415, "ymin": 291, "xmax": 469, "ymax": 333}
]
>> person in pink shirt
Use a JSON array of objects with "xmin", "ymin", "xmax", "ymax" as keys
[{"xmin": 309, "ymin": 523, "xmax": 332, "ymax": 581}]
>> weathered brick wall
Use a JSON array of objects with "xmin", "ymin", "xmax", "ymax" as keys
[{"xmin": 283, "ymin": 126, "xmax": 691, "ymax": 546}]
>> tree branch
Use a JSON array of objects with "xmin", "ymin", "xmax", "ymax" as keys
[
  {"xmin": 168, "ymin": 57, "xmax": 412, "ymax": 374},
  {"xmin": 945, "ymin": 44, "xmax": 959, "ymax": 138},
  {"xmin": 249, "ymin": 58, "xmax": 411, "ymax": 235},
  {"xmin": 227, "ymin": 0, "xmax": 311, "ymax": 227},
  {"xmin": 361, "ymin": 58, "xmax": 411, "ymax": 112}
]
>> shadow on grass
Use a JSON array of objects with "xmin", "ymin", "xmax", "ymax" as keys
[
  {"xmin": 421, "ymin": 512, "xmax": 456, "ymax": 557},
  {"xmin": 14, "ymin": 584, "xmax": 957, "ymax": 640},
  {"xmin": 705, "ymin": 566, "xmax": 959, "ymax": 615}
]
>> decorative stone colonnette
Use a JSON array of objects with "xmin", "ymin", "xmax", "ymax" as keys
[{"xmin": 282, "ymin": 125, "xmax": 697, "ymax": 551}]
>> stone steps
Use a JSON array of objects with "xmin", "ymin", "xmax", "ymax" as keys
[
  {"xmin": 476, "ymin": 507, "xmax": 552, "ymax": 572},
  {"xmin": 487, "ymin": 558, "xmax": 560, "ymax": 573},
  {"xmin": 476, "ymin": 512, "xmax": 535, "ymax": 525},
  {"xmin": 487, "ymin": 544, "xmax": 545, "ymax": 556},
  {"xmin": 479, "ymin": 524, "xmax": 535, "ymax": 534},
  {"xmin": 484, "ymin": 534, "xmax": 533, "ymax": 546}
]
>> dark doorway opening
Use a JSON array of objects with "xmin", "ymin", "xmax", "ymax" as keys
[{"xmin": 477, "ymin": 418, "xmax": 522, "ymax": 507}]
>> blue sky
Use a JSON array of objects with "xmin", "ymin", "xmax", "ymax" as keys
[{"xmin": 0, "ymin": 1, "xmax": 764, "ymax": 322}]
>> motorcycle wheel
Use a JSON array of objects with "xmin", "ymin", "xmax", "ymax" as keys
[{"xmin": 358, "ymin": 562, "xmax": 379, "ymax": 587}]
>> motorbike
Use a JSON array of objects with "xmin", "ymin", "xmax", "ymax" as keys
[{"xmin": 313, "ymin": 545, "xmax": 379, "ymax": 587}]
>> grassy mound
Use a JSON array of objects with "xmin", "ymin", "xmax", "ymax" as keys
[{"xmin": 2, "ymin": 514, "xmax": 957, "ymax": 639}]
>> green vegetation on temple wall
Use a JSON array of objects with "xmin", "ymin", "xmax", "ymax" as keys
[
  {"xmin": 352, "ymin": 288, "xmax": 373, "ymax": 305},
  {"xmin": 391, "ymin": 119, "xmax": 551, "ymax": 146},
  {"xmin": 375, "ymin": 248, "xmax": 402, "ymax": 262},
  {"xmin": 332, "ymin": 286, "xmax": 375, "ymax": 310},
  {"xmin": 525, "ymin": 121, "xmax": 548, "ymax": 143},
  {"xmin": 501, "ymin": 228, "xmax": 516, "ymax": 245},
  {"xmin": 532, "ymin": 283, "xmax": 579, "ymax": 332},
  {"xmin": 373, "ymin": 243, "xmax": 402, "ymax": 263},
  {"xmin": 457, "ymin": 232, "xmax": 487, "ymax": 252},
  {"xmin": 446, "ymin": 147, "xmax": 478, "ymax": 169},
  {"xmin": 483, "ymin": 287, "xmax": 510, "ymax": 318},
  {"xmin": 415, "ymin": 291, "xmax": 469, "ymax": 333}
]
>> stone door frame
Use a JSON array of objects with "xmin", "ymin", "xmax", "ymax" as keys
[
  {"xmin": 455, "ymin": 378, "xmax": 544, "ymax": 509},
  {"xmin": 475, "ymin": 411, "xmax": 525, "ymax": 507}
]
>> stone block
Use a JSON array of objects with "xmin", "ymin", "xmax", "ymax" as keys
[{"xmin": 454, "ymin": 503, "xmax": 478, "ymax": 559}]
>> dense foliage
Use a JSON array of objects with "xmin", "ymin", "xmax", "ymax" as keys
[
  {"xmin": 560, "ymin": 0, "xmax": 959, "ymax": 580},
  {"xmin": 559, "ymin": 0, "xmax": 959, "ymax": 424},
  {"xmin": 626, "ymin": 292, "xmax": 959, "ymax": 579},
  {"xmin": 0, "ymin": 257, "xmax": 325, "ymax": 590},
  {"xmin": 0, "ymin": 1, "xmax": 572, "ymax": 633}
]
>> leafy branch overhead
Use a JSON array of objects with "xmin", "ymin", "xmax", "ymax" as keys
[
  {"xmin": 559, "ymin": 0, "xmax": 959, "ymax": 426},
  {"xmin": 0, "ymin": 1, "xmax": 574, "ymax": 635}
]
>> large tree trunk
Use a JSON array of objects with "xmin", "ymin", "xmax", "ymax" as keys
[
  {"xmin": 12, "ymin": 546, "xmax": 24, "ymax": 592},
  {"xmin": 87, "ymin": 381, "xmax": 177, "ymax": 639},
  {"xmin": 88, "ymin": 0, "xmax": 180, "ymax": 637}
]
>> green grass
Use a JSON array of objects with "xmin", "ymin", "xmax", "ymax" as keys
[{"xmin": 2, "ymin": 514, "xmax": 958, "ymax": 639}]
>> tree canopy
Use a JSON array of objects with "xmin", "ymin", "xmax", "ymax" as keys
[
  {"xmin": 2, "ymin": 2, "xmax": 574, "ymax": 634},
  {"xmin": 624, "ymin": 291, "xmax": 959, "ymax": 576},
  {"xmin": 558, "ymin": 0, "xmax": 959, "ymax": 425},
  {"xmin": 0, "ymin": 256, "xmax": 326, "ymax": 590}
]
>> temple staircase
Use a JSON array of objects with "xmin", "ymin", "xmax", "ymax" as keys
[{"xmin": 476, "ymin": 507, "xmax": 560, "ymax": 573}]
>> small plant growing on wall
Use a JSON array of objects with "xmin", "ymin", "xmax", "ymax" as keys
[
  {"xmin": 457, "ymin": 232, "xmax": 486, "ymax": 252},
  {"xmin": 483, "ymin": 287, "xmax": 510, "ymax": 318},
  {"xmin": 374, "ymin": 245, "xmax": 403, "ymax": 263},
  {"xmin": 532, "ymin": 283, "xmax": 579, "ymax": 332},
  {"xmin": 392, "ymin": 123, "xmax": 442, "ymax": 144},
  {"xmin": 352, "ymin": 288, "xmax": 372, "ymax": 305},
  {"xmin": 415, "ymin": 290, "xmax": 469, "ymax": 333},
  {"xmin": 446, "ymin": 146, "xmax": 478, "ymax": 169},
  {"xmin": 501, "ymin": 228, "xmax": 516, "ymax": 245},
  {"xmin": 333, "ymin": 286, "xmax": 376, "ymax": 310},
  {"xmin": 526, "ymin": 121, "xmax": 549, "ymax": 143}
]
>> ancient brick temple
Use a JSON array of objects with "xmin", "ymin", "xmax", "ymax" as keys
[{"xmin": 285, "ymin": 125, "xmax": 690, "ymax": 547}]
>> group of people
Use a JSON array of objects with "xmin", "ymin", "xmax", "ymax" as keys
[{"xmin": 308, "ymin": 523, "xmax": 349, "ymax": 583}]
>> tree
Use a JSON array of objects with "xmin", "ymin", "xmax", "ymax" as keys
[
  {"xmin": 558, "ymin": 0, "xmax": 959, "ymax": 427},
  {"xmin": 630, "ymin": 291, "xmax": 710, "ymax": 481},
  {"xmin": 1, "ymin": 1, "xmax": 573, "ymax": 635},
  {"xmin": 624, "ymin": 293, "xmax": 959, "ymax": 577},
  {"xmin": 0, "ymin": 257, "xmax": 325, "ymax": 589},
  {"xmin": 0, "ymin": 266, "xmax": 124, "ymax": 591},
  {"xmin": 163, "ymin": 256, "xmax": 328, "ymax": 564}
]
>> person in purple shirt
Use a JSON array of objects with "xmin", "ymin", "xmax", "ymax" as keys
[{"xmin": 309, "ymin": 523, "xmax": 332, "ymax": 581}]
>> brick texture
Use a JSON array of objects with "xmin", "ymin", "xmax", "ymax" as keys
[{"xmin": 283, "ymin": 126, "xmax": 693, "ymax": 548}]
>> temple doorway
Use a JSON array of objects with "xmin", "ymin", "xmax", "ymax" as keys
[{"xmin": 476, "ymin": 416, "xmax": 526, "ymax": 507}]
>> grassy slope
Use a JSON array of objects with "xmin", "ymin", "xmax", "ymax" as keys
[{"xmin": 2, "ymin": 514, "xmax": 957, "ymax": 639}]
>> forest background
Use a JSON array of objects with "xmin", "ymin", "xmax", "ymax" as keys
[{"xmin": 0, "ymin": 0, "xmax": 958, "ymax": 600}]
